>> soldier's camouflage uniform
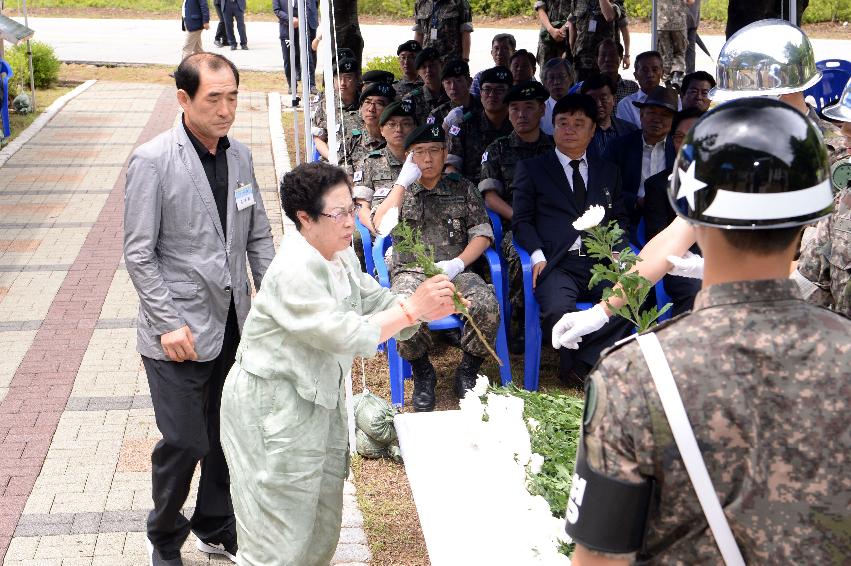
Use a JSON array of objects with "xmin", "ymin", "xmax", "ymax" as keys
[
  {"xmin": 413, "ymin": 0, "xmax": 474, "ymax": 63},
  {"xmin": 534, "ymin": 0, "xmax": 572, "ymax": 67},
  {"xmin": 403, "ymin": 87, "xmax": 451, "ymax": 130},
  {"xmin": 354, "ymin": 147, "xmax": 405, "ymax": 216},
  {"xmin": 393, "ymin": 77, "xmax": 424, "ymax": 99},
  {"xmin": 656, "ymin": 0, "xmax": 689, "ymax": 79},
  {"xmin": 390, "ymin": 173, "xmax": 499, "ymax": 360},
  {"xmin": 479, "ymin": 131, "xmax": 554, "ymax": 321},
  {"xmin": 311, "ymin": 92, "xmax": 363, "ymax": 171},
  {"xmin": 569, "ymin": 0, "xmax": 622, "ymax": 81},
  {"xmin": 446, "ymin": 107, "xmax": 513, "ymax": 186},
  {"xmin": 797, "ymin": 187, "xmax": 851, "ymax": 317},
  {"xmin": 580, "ymin": 279, "xmax": 851, "ymax": 562},
  {"xmin": 343, "ymin": 127, "xmax": 385, "ymax": 175}
]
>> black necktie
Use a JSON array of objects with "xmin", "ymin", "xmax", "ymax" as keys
[{"xmin": 569, "ymin": 159, "xmax": 586, "ymax": 209}]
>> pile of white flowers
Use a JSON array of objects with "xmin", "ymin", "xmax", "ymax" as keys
[{"xmin": 459, "ymin": 377, "xmax": 572, "ymax": 565}]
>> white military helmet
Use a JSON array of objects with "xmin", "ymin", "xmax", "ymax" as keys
[{"xmin": 710, "ymin": 19, "xmax": 822, "ymax": 102}]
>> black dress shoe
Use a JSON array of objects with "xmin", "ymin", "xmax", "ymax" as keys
[
  {"xmin": 240, "ymin": 45, "xmax": 248, "ymax": 50},
  {"xmin": 411, "ymin": 355, "xmax": 437, "ymax": 411},
  {"xmin": 213, "ymin": 39, "xmax": 224, "ymax": 47},
  {"xmin": 454, "ymin": 352, "xmax": 484, "ymax": 398},
  {"xmin": 230, "ymin": 45, "xmax": 237, "ymax": 50}
]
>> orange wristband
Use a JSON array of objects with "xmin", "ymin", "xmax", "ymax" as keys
[{"xmin": 399, "ymin": 301, "xmax": 416, "ymax": 325}]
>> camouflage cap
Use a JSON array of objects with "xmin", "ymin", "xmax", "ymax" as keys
[
  {"xmin": 414, "ymin": 47, "xmax": 441, "ymax": 70},
  {"xmin": 404, "ymin": 122, "xmax": 446, "ymax": 149},
  {"xmin": 380, "ymin": 99, "xmax": 418, "ymax": 126},
  {"xmin": 441, "ymin": 59, "xmax": 471, "ymax": 81},
  {"xmin": 362, "ymin": 70, "xmax": 396, "ymax": 85},
  {"xmin": 359, "ymin": 82, "xmax": 397, "ymax": 106},
  {"xmin": 480, "ymin": 66, "xmax": 514, "ymax": 87},
  {"xmin": 503, "ymin": 80, "xmax": 550, "ymax": 104},
  {"xmin": 397, "ymin": 39, "xmax": 423, "ymax": 55}
]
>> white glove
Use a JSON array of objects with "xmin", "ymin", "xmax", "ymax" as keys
[
  {"xmin": 435, "ymin": 257, "xmax": 465, "ymax": 281},
  {"xmin": 666, "ymin": 251, "xmax": 704, "ymax": 279},
  {"xmin": 395, "ymin": 153, "xmax": 421, "ymax": 189},
  {"xmin": 376, "ymin": 206, "xmax": 399, "ymax": 236},
  {"xmin": 551, "ymin": 304, "xmax": 609, "ymax": 350}
]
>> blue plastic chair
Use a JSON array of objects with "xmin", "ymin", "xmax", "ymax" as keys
[
  {"xmin": 354, "ymin": 216, "xmax": 375, "ymax": 276},
  {"xmin": 635, "ymin": 218, "xmax": 673, "ymax": 323},
  {"xmin": 803, "ymin": 68, "xmax": 851, "ymax": 112},
  {"xmin": 310, "ymin": 145, "xmax": 321, "ymax": 162},
  {"xmin": 0, "ymin": 59, "xmax": 13, "ymax": 139},
  {"xmin": 485, "ymin": 208, "xmax": 510, "ymax": 321},
  {"xmin": 372, "ymin": 233, "xmax": 513, "ymax": 406},
  {"xmin": 816, "ymin": 59, "xmax": 851, "ymax": 74}
]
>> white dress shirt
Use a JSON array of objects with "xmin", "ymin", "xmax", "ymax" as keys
[
  {"xmin": 531, "ymin": 149, "xmax": 587, "ymax": 265},
  {"xmin": 615, "ymin": 89, "xmax": 647, "ymax": 128},
  {"xmin": 639, "ymin": 136, "xmax": 667, "ymax": 199},
  {"xmin": 540, "ymin": 97, "xmax": 557, "ymax": 136}
]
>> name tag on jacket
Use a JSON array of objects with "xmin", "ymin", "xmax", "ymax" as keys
[{"xmin": 235, "ymin": 183, "xmax": 256, "ymax": 210}]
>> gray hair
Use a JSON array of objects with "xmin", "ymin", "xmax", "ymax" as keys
[{"xmin": 540, "ymin": 58, "xmax": 575, "ymax": 85}]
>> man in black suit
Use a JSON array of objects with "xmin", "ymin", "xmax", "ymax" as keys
[
  {"xmin": 604, "ymin": 85, "xmax": 677, "ymax": 238},
  {"xmin": 273, "ymin": 0, "xmax": 318, "ymax": 92},
  {"xmin": 223, "ymin": 0, "xmax": 248, "ymax": 50},
  {"xmin": 513, "ymin": 93, "xmax": 632, "ymax": 386},
  {"xmin": 643, "ymin": 106, "xmax": 704, "ymax": 315}
]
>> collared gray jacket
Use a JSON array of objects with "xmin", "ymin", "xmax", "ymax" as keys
[{"xmin": 123, "ymin": 124, "xmax": 275, "ymax": 361}]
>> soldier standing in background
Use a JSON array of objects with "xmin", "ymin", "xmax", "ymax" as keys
[
  {"xmin": 394, "ymin": 40, "xmax": 424, "ymax": 99},
  {"xmin": 446, "ymin": 66, "xmax": 514, "ymax": 186},
  {"xmin": 686, "ymin": 0, "xmax": 701, "ymax": 73},
  {"xmin": 564, "ymin": 97, "xmax": 851, "ymax": 565},
  {"xmin": 535, "ymin": 0, "xmax": 572, "ymax": 68},
  {"xmin": 656, "ymin": 0, "xmax": 694, "ymax": 86},
  {"xmin": 569, "ymin": 0, "xmax": 621, "ymax": 81},
  {"xmin": 403, "ymin": 47, "xmax": 451, "ymax": 128},
  {"xmin": 413, "ymin": 0, "xmax": 473, "ymax": 63}
]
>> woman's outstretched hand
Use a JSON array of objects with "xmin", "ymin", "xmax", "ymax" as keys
[{"xmin": 407, "ymin": 274, "xmax": 469, "ymax": 322}]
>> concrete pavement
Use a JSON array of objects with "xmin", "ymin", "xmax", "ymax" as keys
[
  {"xmin": 0, "ymin": 81, "xmax": 370, "ymax": 565},
  {"xmin": 19, "ymin": 16, "xmax": 851, "ymax": 77}
]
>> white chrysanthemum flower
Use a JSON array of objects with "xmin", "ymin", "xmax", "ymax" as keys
[
  {"xmin": 471, "ymin": 374, "xmax": 489, "ymax": 397},
  {"xmin": 527, "ymin": 417, "xmax": 540, "ymax": 432},
  {"xmin": 529, "ymin": 453, "xmax": 545, "ymax": 475},
  {"xmin": 572, "ymin": 204, "xmax": 606, "ymax": 231},
  {"xmin": 377, "ymin": 206, "xmax": 399, "ymax": 236}
]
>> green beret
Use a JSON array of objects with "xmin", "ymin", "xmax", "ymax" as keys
[
  {"xmin": 404, "ymin": 123, "xmax": 446, "ymax": 149},
  {"xmin": 503, "ymin": 80, "xmax": 550, "ymax": 104},
  {"xmin": 397, "ymin": 40, "xmax": 423, "ymax": 55},
  {"xmin": 414, "ymin": 47, "xmax": 441, "ymax": 70},
  {"xmin": 362, "ymin": 70, "xmax": 396, "ymax": 85},
  {"xmin": 380, "ymin": 99, "xmax": 418, "ymax": 126},
  {"xmin": 359, "ymin": 82, "xmax": 396, "ymax": 105},
  {"xmin": 480, "ymin": 65, "xmax": 513, "ymax": 87},
  {"xmin": 441, "ymin": 59, "xmax": 470, "ymax": 81}
]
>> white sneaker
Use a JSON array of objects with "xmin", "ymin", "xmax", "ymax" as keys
[{"xmin": 195, "ymin": 538, "xmax": 238, "ymax": 563}]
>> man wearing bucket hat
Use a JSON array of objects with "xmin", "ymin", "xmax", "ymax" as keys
[
  {"xmin": 794, "ymin": 76, "xmax": 851, "ymax": 317},
  {"xmin": 564, "ymin": 97, "xmax": 851, "ymax": 565}
]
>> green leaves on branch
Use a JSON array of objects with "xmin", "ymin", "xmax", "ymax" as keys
[
  {"xmin": 581, "ymin": 220, "xmax": 670, "ymax": 333},
  {"xmin": 393, "ymin": 221, "xmax": 502, "ymax": 366}
]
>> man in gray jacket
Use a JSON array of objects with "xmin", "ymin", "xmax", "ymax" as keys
[{"xmin": 124, "ymin": 53, "xmax": 275, "ymax": 566}]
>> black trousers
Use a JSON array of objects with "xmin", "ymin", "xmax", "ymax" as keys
[
  {"xmin": 535, "ymin": 255, "xmax": 632, "ymax": 377},
  {"xmin": 281, "ymin": 27, "xmax": 317, "ymax": 90},
  {"xmin": 223, "ymin": 1, "xmax": 247, "ymax": 47},
  {"xmin": 142, "ymin": 304, "xmax": 240, "ymax": 556},
  {"xmin": 213, "ymin": 0, "xmax": 227, "ymax": 43}
]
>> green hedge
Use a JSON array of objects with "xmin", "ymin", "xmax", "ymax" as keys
[
  {"xmin": 361, "ymin": 0, "xmax": 850, "ymax": 22},
  {"xmin": 6, "ymin": 41, "xmax": 61, "ymax": 97}
]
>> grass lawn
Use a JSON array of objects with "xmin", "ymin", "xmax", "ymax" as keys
[{"xmin": 6, "ymin": 84, "xmax": 75, "ymax": 143}]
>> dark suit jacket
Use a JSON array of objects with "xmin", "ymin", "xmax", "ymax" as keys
[
  {"xmin": 273, "ymin": 0, "xmax": 319, "ymax": 39},
  {"xmin": 182, "ymin": 0, "xmax": 210, "ymax": 32},
  {"xmin": 512, "ymin": 149, "xmax": 630, "ymax": 273},
  {"xmin": 224, "ymin": 0, "xmax": 247, "ymax": 12},
  {"xmin": 643, "ymin": 166, "xmax": 701, "ymax": 254},
  {"xmin": 603, "ymin": 129, "xmax": 676, "ymax": 218}
]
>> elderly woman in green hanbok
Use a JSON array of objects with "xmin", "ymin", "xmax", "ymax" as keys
[{"xmin": 220, "ymin": 162, "xmax": 459, "ymax": 566}]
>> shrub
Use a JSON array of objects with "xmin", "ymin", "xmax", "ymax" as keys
[
  {"xmin": 363, "ymin": 55, "xmax": 402, "ymax": 79},
  {"xmin": 360, "ymin": 0, "xmax": 414, "ymax": 18},
  {"xmin": 6, "ymin": 41, "xmax": 61, "ymax": 96}
]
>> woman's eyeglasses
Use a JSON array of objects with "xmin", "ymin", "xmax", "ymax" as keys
[{"xmin": 319, "ymin": 203, "xmax": 362, "ymax": 223}]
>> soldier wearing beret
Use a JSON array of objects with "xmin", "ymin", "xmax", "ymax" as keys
[
  {"xmin": 312, "ymin": 57, "xmax": 362, "ymax": 163},
  {"xmin": 446, "ymin": 66, "xmax": 514, "ymax": 186},
  {"xmin": 480, "ymin": 81, "xmax": 554, "ymax": 349},
  {"xmin": 437, "ymin": 59, "xmax": 483, "ymax": 130},
  {"xmin": 354, "ymin": 99, "xmax": 418, "ymax": 233},
  {"xmin": 394, "ymin": 40, "xmax": 425, "ymax": 99},
  {"xmin": 343, "ymin": 82, "xmax": 395, "ymax": 175},
  {"xmin": 413, "ymin": 0, "xmax": 473, "ymax": 64},
  {"xmin": 403, "ymin": 48, "xmax": 451, "ymax": 129},
  {"xmin": 373, "ymin": 124, "xmax": 500, "ymax": 411}
]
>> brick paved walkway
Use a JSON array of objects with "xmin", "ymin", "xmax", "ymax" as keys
[{"xmin": 0, "ymin": 82, "xmax": 370, "ymax": 565}]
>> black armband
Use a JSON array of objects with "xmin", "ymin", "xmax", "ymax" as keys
[{"xmin": 564, "ymin": 441, "xmax": 653, "ymax": 555}]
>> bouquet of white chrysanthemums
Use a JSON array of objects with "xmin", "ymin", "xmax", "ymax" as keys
[{"xmin": 460, "ymin": 376, "xmax": 574, "ymax": 565}]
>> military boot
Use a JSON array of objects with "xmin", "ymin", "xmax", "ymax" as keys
[
  {"xmin": 454, "ymin": 352, "xmax": 485, "ymax": 398},
  {"xmin": 411, "ymin": 354, "xmax": 437, "ymax": 412}
]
